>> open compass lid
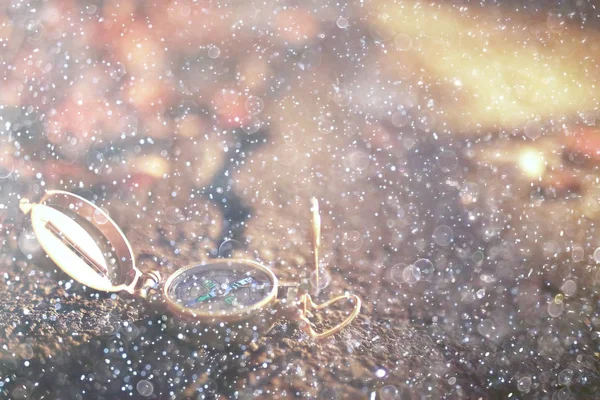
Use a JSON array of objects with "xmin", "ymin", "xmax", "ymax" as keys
[{"xmin": 20, "ymin": 190, "xmax": 141, "ymax": 293}]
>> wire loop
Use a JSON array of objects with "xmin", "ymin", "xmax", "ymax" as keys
[{"xmin": 297, "ymin": 293, "xmax": 361, "ymax": 339}]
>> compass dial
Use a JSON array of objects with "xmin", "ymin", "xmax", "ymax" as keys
[{"xmin": 164, "ymin": 260, "xmax": 277, "ymax": 318}]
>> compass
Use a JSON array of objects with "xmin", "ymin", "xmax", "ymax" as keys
[
  {"xmin": 163, "ymin": 259, "xmax": 277, "ymax": 320},
  {"xmin": 19, "ymin": 190, "xmax": 361, "ymax": 344}
]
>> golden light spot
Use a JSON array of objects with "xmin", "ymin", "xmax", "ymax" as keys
[{"xmin": 518, "ymin": 149, "xmax": 545, "ymax": 178}]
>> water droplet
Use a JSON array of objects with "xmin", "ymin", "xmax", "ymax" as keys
[
  {"xmin": 0, "ymin": 158, "xmax": 14, "ymax": 179},
  {"xmin": 472, "ymin": 250, "xmax": 484, "ymax": 264},
  {"xmin": 245, "ymin": 96, "xmax": 264, "ymax": 115},
  {"xmin": 310, "ymin": 268, "xmax": 332, "ymax": 290},
  {"xmin": 524, "ymin": 120, "xmax": 543, "ymax": 140},
  {"xmin": 277, "ymin": 145, "xmax": 299, "ymax": 167},
  {"xmin": 572, "ymin": 246, "xmax": 584, "ymax": 262},
  {"xmin": 558, "ymin": 369, "xmax": 574, "ymax": 386},
  {"xmin": 318, "ymin": 117, "xmax": 335, "ymax": 134},
  {"xmin": 547, "ymin": 11, "xmax": 565, "ymax": 33},
  {"xmin": 548, "ymin": 300, "xmax": 564, "ymax": 318},
  {"xmin": 136, "ymin": 380, "xmax": 154, "ymax": 397},
  {"xmin": 18, "ymin": 230, "xmax": 41, "ymax": 255},
  {"xmin": 203, "ymin": 379, "xmax": 218, "ymax": 394},
  {"xmin": 165, "ymin": 206, "xmax": 185, "ymax": 224},
  {"xmin": 394, "ymin": 34, "xmax": 412, "ymax": 51},
  {"xmin": 380, "ymin": 385, "xmax": 399, "ymax": 400},
  {"xmin": 109, "ymin": 62, "xmax": 127, "ymax": 81},
  {"xmin": 594, "ymin": 247, "xmax": 600, "ymax": 263},
  {"xmin": 557, "ymin": 387, "xmax": 571, "ymax": 400},
  {"xmin": 375, "ymin": 368, "xmax": 387, "ymax": 378},
  {"xmin": 11, "ymin": 386, "xmax": 28, "ymax": 399},
  {"xmin": 336, "ymin": 17, "xmax": 349, "ymax": 29},
  {"xmin": 92, "ymin": 208, "xmax": 109, "ymax": 225},
  {"xmin": 402, "ymin": 264, "xmax": 421, "ymax": 284},
  {"xmin": 85, "ymin": 151, "xmax": 105, "ymax": 172},
  {"xmin": 460, "ymin": 182, "xmax": 479, "ymax": 204},
  {"xmin": 433, "ymin": 225, "xmax": 453, "ymax": 247},
  {"xmin": 86, "ymin": 4, "xmax": 97, "ymax": 15},
  {"xmin": 101, "ymin": 323, "xmax": 118, "ymax": 336},
  {"xmin": 332, "ymin": 88, "xmax": 351, "ymax": 106},
  {"xmin": 208, "ymin": 45, "xmax": 221, "ymax": 59},
  {"xmin": 415, "ymin": 110, "xmax": 436, "ymax": 131},
  {"xmin": 341, "ymin": 231, "xmax": 363, "ymax": 252},
  {"xmin": 397, "ymin": 89, "xmax": 418, "ymax": 109},
  {"xmin": 346, "ymin": 151, "xmax": 369, "ymax": 172},
  {"xmin": 390, "ymin": 263, "xmax": 408, "ymax": 284},
  {"xmin": 413, "ymin": 258, "xmax": 434, "ymax": 281},
  {"xmin": 437, "ymin": 150, "xmax": 458, "ymax": 173},
  {"xmin": 391, "ymin": 109, "xmax": 409, "ymax": 128},
  {"xmin": 517, "ymin": 376, "xmax": 532, "ymax": 392},
  {"xmin": 17, "ymin": 344, "xmax": 34, "ymax": 360},
  {"xmin": 26, "ymin": 20, "xmax": 45, "ymax": 42},
  {"xmin": 218, "ymin": 239, "xmax": 244, "ymax": 258},
  {"xmin": 241, "ymin": 115, "xmax": 262, "ymax": 134},
  {"xmin": 477, "ymin": 319, "xmax": 495, "ymax": 338},
  {"xmin": 281, "ymin": 129, "xmax": 303, "ymax": 145},
  {"xmin": 560, "ymin": 280, "xmax": 577, "ymax": 297},
  {"xmin": 299, "ymin": 49, "xmax": 321, "ymax": 70}
]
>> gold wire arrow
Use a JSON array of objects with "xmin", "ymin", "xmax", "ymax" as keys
[
  {"xmin": 310, "ymin": 197, "xmax": 321, "ymax": 290},
  {"xmin": 299, "ymin": 198, "xmax": 362, "ymax": 339},
  {"xmin": 298, "ymin": 292, "xmax": 362, "ymax": 339}
]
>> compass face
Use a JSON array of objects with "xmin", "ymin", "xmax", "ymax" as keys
[{"xmin": 164, "ymin": 260, "xmax": 277, "ymax": 318}]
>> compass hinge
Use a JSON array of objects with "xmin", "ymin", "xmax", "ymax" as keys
[{"xmin": 136, "ymin": 270, "xmax": 162, "ymax": 299}]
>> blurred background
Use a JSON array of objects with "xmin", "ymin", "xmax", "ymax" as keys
[{"xmin": 1, "ymin": 0, "xmax": 600, "ymax": 399}]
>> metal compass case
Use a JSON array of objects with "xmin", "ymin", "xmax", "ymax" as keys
[{"xmin": 19, "ymin": 190, "xmax": 361, "ymax": 348}]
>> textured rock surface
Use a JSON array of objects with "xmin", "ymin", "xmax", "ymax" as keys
[{"xmin": 2, "ymin": 126, "xmax": 600, "ymax": 399}]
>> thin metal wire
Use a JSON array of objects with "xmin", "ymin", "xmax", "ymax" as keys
[
  {"xmin": 298, "ymin": 293, "xmax": 362, "ymax": 339},
  {"xmin": 301, "ymin": 197, "xmax": 362, "ymax": 339},
  {"xmin": 310, "ymin": 197, "xmax": 321, "ymax": 291}
]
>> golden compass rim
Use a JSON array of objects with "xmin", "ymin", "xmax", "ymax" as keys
[
  {"xmin": 22, "ymin": 190, "xmax": 142, "ymax": 293},
  {"xmin": 162, "ymin": 258, "xmax": 279, "ymax": 323}
]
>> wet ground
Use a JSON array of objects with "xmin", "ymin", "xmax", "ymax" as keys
[{"xmin": 1, "ymin": 0, "xmax": 600, "ymax": 399}]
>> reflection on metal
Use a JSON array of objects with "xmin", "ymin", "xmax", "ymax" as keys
[
  {"xmin": 311, "ymin": 197, "xmax": 321, "ymax": 291},
  {"xmin": 19, "ymin": 191, "xmax": 138, "ymax": 293},
  {"xmin": 44, "ymin": 219, "xmax": 109, "ymax": 277}
]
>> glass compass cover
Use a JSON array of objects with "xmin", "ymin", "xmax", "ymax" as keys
[{"xmin": 165, "ymin": 262, "xmax": 275, "ymax": 315}]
